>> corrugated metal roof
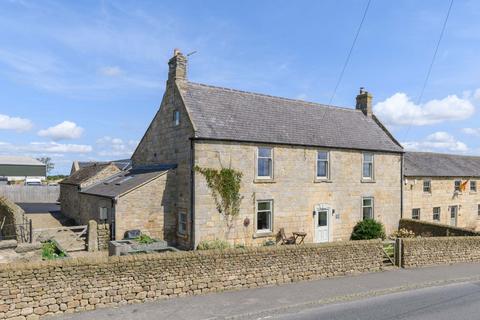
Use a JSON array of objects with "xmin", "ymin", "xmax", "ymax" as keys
[
  {"xmin": 404, "ymin": 152, "xmax": 480, "ymax": 177},
  {"xmin": 0, "ymin": 156, "xmax": 45, "ymax": 166},
  {"xmin": 182, "ymin": 82, "xmax": 403, "ymax": 153}
]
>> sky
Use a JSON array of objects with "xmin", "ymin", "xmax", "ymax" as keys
[{"xmin": 1, "ymin": 0, "xmax": 480, "ymax": 174}]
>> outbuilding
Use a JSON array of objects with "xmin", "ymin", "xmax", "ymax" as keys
[{"xmin": 0, "ymin": 156, "xmax": 46, "ymax": 183}]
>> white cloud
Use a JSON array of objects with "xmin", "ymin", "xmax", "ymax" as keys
[
  {"xmin": 38, "ymin": 121, "xmax": 84, "ymax": 140},
  {"xmin": 99, "ymin": 66, "xmax": 123, "ymax": 77},
  {"xmin": 374, "ymin": 93, "xmax": 475, "ymax": 126},
  {"xmin": 0, "ymin": 141, "xmax": 92, "ymax": 153},
  {"xmin": 96, "ymin": 136, "xmax": 138, "ymax": 157},
  {"xmin": 403, "ymin": 131, "xmax": 468, "ymax": 153},
  {"xmin": 0, "ymin": 113, "xmax": 32, "ymax": 132},
  {"xmin": 462, "ymin": 128, "xmax": 480, "ymax": 137}
]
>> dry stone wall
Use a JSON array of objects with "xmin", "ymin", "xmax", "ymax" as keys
[
  {"xmin": 399, "ymin": 218, "xmax": 480, "ymax": 237},
  {"xmin": 0, "ymin": 197, "xmax": 26, "ymax": 242},
  {"xmin": 97, "ymin": 223, "xmax": 110, "ymax": 250},
  {"xmin": 401, "ymin": 236, "xmax": 480, "ymax": 268},
  {"xmin": 0, "ymin": 240, "xmax": 383, "ymax": 319}
]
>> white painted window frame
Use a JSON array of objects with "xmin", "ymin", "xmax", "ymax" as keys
[
  {"xmin": 412, "ymin": 208, "xmax": 421, "ymax": 220},
  {"xmin": 433, "ymin": 207, "xmax": 441, "ymax": 221},
  {"xmin": 362, "ymin": 153, "xmax": 374, "ymax": 180},
  {"xmin": 316, "ymin": 150, "xmax": 330, "ymax": 180},
  {"xmin": 423, "ymin": 180, "xmax": 431, "ymax": 193},
  {"xmin": 471, "ymin": 181, "xmax": 477, "ymax": 192},
  {"xmin": 256, "ymin": 199, "xmax": 273, "ymax": 233},
  {"xmin": 256, "ymin": 147, "xmax": 273, "ymax": 180},
  {"xmin": 361, "ymin": 197, "xmax": 374, "ymax": 220}
]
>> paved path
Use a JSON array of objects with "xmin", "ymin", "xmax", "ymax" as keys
[
  {"xmin": 51, "ymin": 263, "xmax": 480, "ymax": 320},
  {"xmin": 18, "ymin": 203, "xmax": 86, "ymax": 251}
]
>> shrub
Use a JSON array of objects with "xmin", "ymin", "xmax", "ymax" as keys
[
  {"xmin": 389, "ymin": 228, "xmax": 415, "ymax": 239},
  {"xmin": 135, "ymin": 234, "xmax": 155, "ymax": 244},
  {"xmin": 197, "ymin": 239, "xmax": 231, "ymax": 250},
  {"xmin": 351, "ymin": 219, "xmax": 386, "ymax": 240},
  {"xmin": 41, "ymin": 241, "xmax": 66, "ymax": 260}
]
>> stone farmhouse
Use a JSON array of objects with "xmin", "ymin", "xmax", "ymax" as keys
[
  {"xmin": 404, "ymin": 151, "xmax": 480, "ymax": 231},
  {"xmin": 128, "ymin": 49, "xmax": 404, "ymax": 249}
]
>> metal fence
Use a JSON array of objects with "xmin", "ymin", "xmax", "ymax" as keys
[{"xmin": 0, "ymin": 185, "xmax": 60, "ymax": 203}]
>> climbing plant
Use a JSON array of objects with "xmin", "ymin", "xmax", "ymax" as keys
[{"xmin": 195, "ymin": 166, "xmax": 243, "ymax": 230}]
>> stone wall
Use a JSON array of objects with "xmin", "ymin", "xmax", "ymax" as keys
[
  {"xmin": 194, "ymin": 140, "xmax": 402, "ymax": 247},
  {"xmin": 76, "ymin": 194, "xmax": 113, "ymax": 226},
  {"xmin": 401, "ymin": 237, "xmax": 480, "ymax": 268},
  {"xmin": 58, "ymin": 184, "xmax": 80, "ymax": 223},
  {"xmin": 115, "ymin": 170, "xmax": 176, "ymax": 243},
  {"xmin": 131, "ymin": 80, "xmax": 194, "ymax": 249},
  {"xmin": 403, "ymin": 176, "xmax": 480, "ymax": 231},
  {"xmin": 0, "ymin": 240, "xmax": 383, "ymax": 319},
  {"xmin": 0, "ymin": 197, "xmax": 26, "ymax": 242},
  {"xmin": 97, "ymin": 223, "xmax": 110, "ymax": 250},
  {"xmin": 399, "ymin": 218, "xmax": 480, "ymax": 237}
]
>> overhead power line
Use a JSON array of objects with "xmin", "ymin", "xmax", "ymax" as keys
[
  {"xmin": 328, "ymin": 0, "xmax": 372, "ymax": 106},
  {"xmin": 403, "ymin": 0, "xmax": 454, "ymax": 141}
]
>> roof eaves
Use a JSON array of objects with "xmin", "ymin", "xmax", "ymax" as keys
[{"xmin": 190, "ymin": 137, "xmax": 403, "ymax": 154}]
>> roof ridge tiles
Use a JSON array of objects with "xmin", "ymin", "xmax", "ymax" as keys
[{"xmin": 186, "ymin": 81, "xmax": 359, "ymax": 113}]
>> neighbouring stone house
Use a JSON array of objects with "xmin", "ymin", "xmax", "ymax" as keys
[
  {"xmin": 59, "ymin": 163, "xmax": 121, "ymax": 224},
  {"xmin": 70, "ymin": 159, "xmax": 131, "ymax": 175},
  {"xmin": 404, "ymin": 151, "xmax": 480, "ymax": 231},
  {"xmin": 131, "ymin": 49, "xmax": 404, "ymax": 249}
]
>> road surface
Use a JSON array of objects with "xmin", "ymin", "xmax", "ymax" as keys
[
  {"xmin": 274, "ymin": 281, "xmax": 480, "ymax": 320},
  {"xmin": 52, "ymin": 263, "xmax": 480, "ymax": 320}
]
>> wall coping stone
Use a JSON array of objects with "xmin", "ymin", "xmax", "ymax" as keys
[{"xmin": 0, "ymin": 240, "xmax": 381, "ymax": 272}]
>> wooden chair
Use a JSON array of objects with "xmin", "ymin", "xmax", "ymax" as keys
[{"xmin": 279, "ymin": 228, "xmax": 295, "ymax": 245}]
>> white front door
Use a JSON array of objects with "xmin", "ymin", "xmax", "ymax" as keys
[
  {"xmin": 450, "ymin": 206, "xmax": 458, "ymax": 226},
  {"xmin": 315, "ymin": 209, "xmax": 329, "ymax": 243}
]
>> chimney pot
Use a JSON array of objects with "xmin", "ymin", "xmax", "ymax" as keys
[
  {"xmin": 168, "ymin": 48, "xmax": 187, "ymax": 84},
  {"xmin": 356, "ymin": 88, "xmax": 373, "ymax": 117}
]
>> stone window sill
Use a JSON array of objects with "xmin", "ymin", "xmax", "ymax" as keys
[
  {"xmin": 314, "ymin": 178, "xmax": 332, "ymax": 183},
  {"xmin": 361, "ymin": 179, "xmax": 376, "ymax": 183},
  {"xmin": 254, "ymin": 179, "xmax": 276, "ymax": 184},
  {"xmin": 253, "ymin": 231, "xmax": 273, "ymax": 238}
]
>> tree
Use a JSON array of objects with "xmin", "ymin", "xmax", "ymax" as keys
[
  {"xmin": 37, "ymin": 157, "xmax": 54, "ymax": 175},
  {"xmin": 195, "ymin": 165, "xmax": 243, "ymax": 238}
]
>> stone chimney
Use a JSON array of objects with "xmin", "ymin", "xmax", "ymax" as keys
[
  {"xmin": 168, "ymin": 48, "xmax": 187, "ymax": 83},
  {"xmin": 356, "ymin": 87, "xmax": 373, "ymax": 117}
]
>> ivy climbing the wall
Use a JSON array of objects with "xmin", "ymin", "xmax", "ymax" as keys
[{"xmin": 195, "ymin": 166, "xmax": 243, "ymax": 233}]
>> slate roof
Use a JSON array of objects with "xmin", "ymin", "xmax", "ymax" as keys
[
  {"xmin": 404, "ymin": 152, "xmax": 480, "ymax": 177},
  {"xmin": 181, "ymin": 82, "xmax": 403, "ymax": 153},
  {"xmin": 61, "ymin": 163, "xmax": 114, "ymax": 186},
  {"xmin": 0, "ymin": 156, "xmax": 45, "ymax": 166},
  {"xmin": 80, "ymin": 164, "xmax": 176, "ymax": 199},
  {"xmin": 77, "ymin": 159, "xmax": 132, "ymax": 171}
]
